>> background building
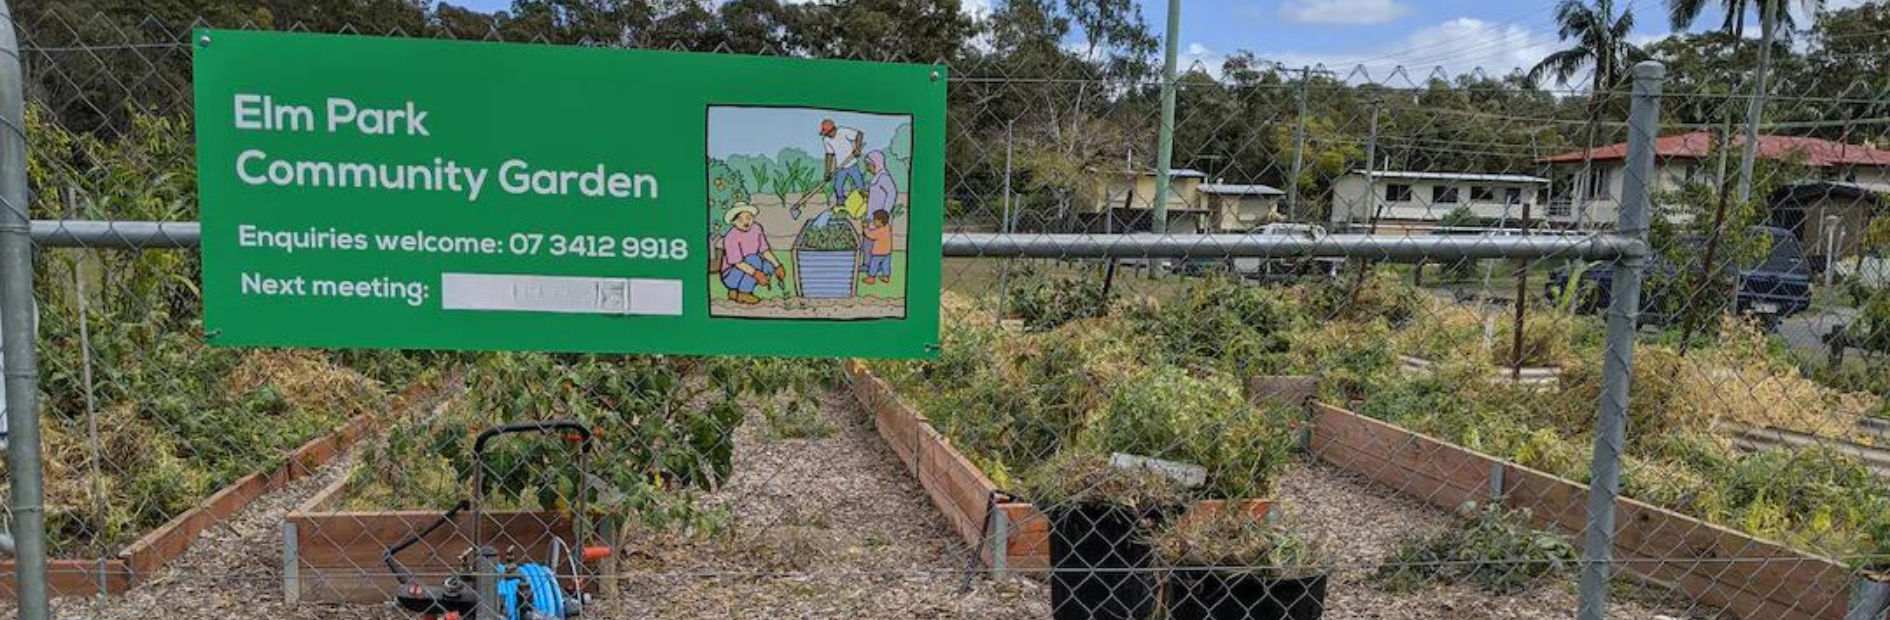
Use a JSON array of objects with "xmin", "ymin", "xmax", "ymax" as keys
[{"xmin": 1329, "ymin": 170, "xmax": 1549, "ymax": 232}]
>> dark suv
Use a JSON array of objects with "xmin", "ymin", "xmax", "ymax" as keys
[{"xmin": 1545, "ymin": 226, "xmax": 1812, "ymax": 329}]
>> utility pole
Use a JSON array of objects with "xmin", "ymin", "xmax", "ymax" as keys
[
  {"xmin": 1288, "ymin": 66, "xmax": 1311, "ymax": 221},
  {"xmin": 1363, "ymin": 104, "xmax": 1381, "ymax": 231},
  {"xmin": 997, "ymin": 121, "xmax": 1016, "ymax": 318},
  {"xmin": 1151, "ymin": 0, "xmax": 1181, "ymax": 235},
  {"xmin": 1736, "ymin": 0, "xmax": 1779, "ymax": 204}
]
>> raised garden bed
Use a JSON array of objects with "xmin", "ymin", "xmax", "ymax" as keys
[
  {"xmin": 280, "ymin": 474, "xmax": 572, "ymax": 605},
  {"xmin": 844, "ymin": 360, "xmax": 1274, "ymax": 574},
  {"xmin": 1307, "ymin": 401, "xmax": 1854, "ymax": 620},
  {"xmin": 1, "ymin": 410, "xmax": 383, "ymax": 598}
]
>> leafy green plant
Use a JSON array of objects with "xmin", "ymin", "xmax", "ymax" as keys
[
  {"xmin": 343, "ymin": 354, "xmax": 746, "ymax": 531},
  {"xmin": 762, "ymin": 398, "xmax": 839, "ymax": 440},
  {"xmin": 1005, "ymin": 267, "xmax": 1113, "ymax": 330},
  {"xmin": 1306, "ymin": 267, "xmax": 1422, "ymax": 326},
  {"xmin": 796, "ymin": 219, "xmax": 861, "ymax": 251},
  {"xmin": 1122, "ymin": 276, "xmax": 1307, "ymax": 376},
  {"xmin": 14, "ymin": 107, "xmax": 391, "ymax": 556},
  {"xmin": 1080, "ymin": 367, "xmax": 1295, "ymax": 499},
  {"xmin": 707, "ymin": 158, "xmax": 751, "ymax": 237},
  {"xmin": 1377, "ymin": 503, "xmax": 1576, "ymax": 594}
]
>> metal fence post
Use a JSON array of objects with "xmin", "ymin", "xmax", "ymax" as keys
[
  {"xmin": 1576, "ymin": 60, "xmax": 1663, "ymax": 620},
  {"xmin": 0, "ymin": 2, "xmax": 49, "ymax": 619}
]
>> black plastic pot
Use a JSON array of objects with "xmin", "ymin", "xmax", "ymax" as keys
[
  {"xmin": 1047, "ymin": 503, "xmax": 1167, "ymax": 620},
  {"xmin": 1166, "ymin": 569, "xmax": 1328, "ymax": 620}
]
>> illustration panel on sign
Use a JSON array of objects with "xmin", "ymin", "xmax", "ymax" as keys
[{"xmin": 707, "ymin": 105, "xmax": 913, "ymax": 321}]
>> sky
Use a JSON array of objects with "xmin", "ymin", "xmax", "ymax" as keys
[
  {"xmin": 707, "ymin": 106, "xmax": 910, "ymax": 160},
  {"xmin": 446, "ymin": 0, "xmax": 1882, "ymax": 85}
]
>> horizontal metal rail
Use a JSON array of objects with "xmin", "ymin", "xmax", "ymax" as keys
[
  {"xmin": 941, "ymin": 232, "xmax": 1645, "ymax": 260},
  {"xmin": 26, "ymin": 221, "xmax": 1647, "ymax": 261},
  {"xmin": 31, "ymin": 220, "xmax": 201, "ymax": 248}
]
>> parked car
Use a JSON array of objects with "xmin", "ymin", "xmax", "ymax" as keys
[
  {"xmin": 1168, "ymin": 223, "xmax": 1343, "ymax": 281},
  {"xmin": 1544, "ymin": 226, "xmax": 1812, "ymax": 329},
  {"xmin": 1234, "ymin": 223, "xmax": 1343, "ymax": 282}
]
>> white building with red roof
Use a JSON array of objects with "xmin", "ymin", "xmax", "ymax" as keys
[
  {"xmin": 1535, "ymin": 132, "xmax": 1890, "ymax": 259},
  {"xmin": 1535, "ymin": 131, "xmax": 1890, "ymax": 226}
]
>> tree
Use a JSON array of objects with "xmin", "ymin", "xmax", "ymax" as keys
[
  {"xmin": 1529, "ymin": 0, "xmax": 1647, "ymax": 94},
  {"xmin": 779, "ymin": 0, "xmax": 975, "ymax": 62}
]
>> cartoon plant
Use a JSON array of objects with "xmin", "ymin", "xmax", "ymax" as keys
[
  {"xmin": 748, "ymin": 165, "xmax": 774, "ymax": 202},
  {"xmin": 779, "ymin": 158, "xmax": 817, "ymax": 196},
  {"xmin": 707, "ymin": 159, "xmax": 750, "ymax": 237}
]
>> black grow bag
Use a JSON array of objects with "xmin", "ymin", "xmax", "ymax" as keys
[
  {"xmin": 1166, "ymin": 569, "xmax": 1328, "ymax": 620},
  {"xmin": 1048, "ymin": 503, "xmax": 1168, "ymax": 620}
]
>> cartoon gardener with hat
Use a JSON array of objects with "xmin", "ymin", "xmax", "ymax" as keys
[{"xmin": 720, "ymin": 202, "xmax": 786, "ymax": 305}]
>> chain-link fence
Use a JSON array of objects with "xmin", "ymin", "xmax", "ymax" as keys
[{"xmin": 5, "ymin": 2, "xmax": 1890, "ymax": 620}]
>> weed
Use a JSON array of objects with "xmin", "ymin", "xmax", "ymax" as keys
[
  {"xmin": 1152, "ymin": 508, "xmax": 1329, "ymax": 577},
  {"xmin": 764, "ymin": 398, "xmax": 839, "ymax": 440},
  {"xmin": 1377, "ymin": 503, "xmax": 1576, "ymax": 595},
  {"xmin": 1005, "ymin": 266, "xmax": 1113, "ymax": 330},
  {"xmin": 1020, "ymin": 450, "xmax": 1184, "ymax": 509}
]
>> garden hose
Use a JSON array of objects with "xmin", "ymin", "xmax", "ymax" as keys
[
  {"xmin": 489, "ymin": 562, "xmax": 570, "ymax": 620},
  {"xmin": 518, "ymin": 562, "xmax": 564, "ymax": 619}
]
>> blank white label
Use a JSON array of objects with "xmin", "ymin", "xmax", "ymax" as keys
[
  {"xmin": 441, "ymin": 273, "xmax": 681, "ymax": 316},
  {"xmin": 627, "ymin": 278, "xmax": 683, "ymax": 316}
]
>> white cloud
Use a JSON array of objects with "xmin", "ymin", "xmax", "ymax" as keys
[
  {"xmin": 1184, "ymin": 42, "xmax": 1229, "ymax": 78},
  {"xmin": 1262, "ymin": 17, "xmax": 1561, "ymax": 84},
  {"xmin": 1278, "ymin": 0, "xmax": 1412, "ymax": 26}
]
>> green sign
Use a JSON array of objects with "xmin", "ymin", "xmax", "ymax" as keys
[{"xmin": 194, "ymin": 29, "xmax": 943, "ymax": 358}]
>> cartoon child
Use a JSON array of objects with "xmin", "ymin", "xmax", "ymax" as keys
[
  {"xmin": 862, "ymin": 210, "xmax": 894, "ymax": 285},
  {"xmin": 720, "ymin": 203, "xmax": 785, "ymax": 305}
]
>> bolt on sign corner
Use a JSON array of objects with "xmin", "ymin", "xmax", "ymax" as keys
[{"xmin": 194, "ymin": 29, "xmax": 944, "ymax": 358}]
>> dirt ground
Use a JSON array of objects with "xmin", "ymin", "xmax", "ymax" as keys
[
  {"xmin": 1274, "ymin": 463, "xmax": 1689, "ymax": 620},
  {"xmin": 1, "ymin": 383, "xmax": 1697, "ymax": 620},
  {"xmin": 709, "ymin": 295, "xmax": 907, "ymax": 320}
]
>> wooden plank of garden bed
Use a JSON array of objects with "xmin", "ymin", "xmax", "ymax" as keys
[
  {"xmin": 1499, "ymin": 463, "xmax": 1850, "ymax": 620},
  {"xmin": 1312, "ymin": 403, "xmax": 1852, "ymax": 620},
  {"xmin": 847, "ymin": 362, "xmax": 1000, "ymax": 547},
  {"xmin": 1000, "ymin": 503, "xmax": 1050, "ymax": 572},
  {"xmin": 289, "ymin": 507, "xmax": 572, "ymax": 604},
  {"xmin": 0, "ymin": 559, "xmax": 131, "ymax": 598},
  {"xmin": 116, "ymin": 413, "xmax": 380, "ymax": 579},
  {"xmin": 1308, "ymin": 404, "xmax": 1491, "ymax": 510},
  {"xmin": 850, "ymin": 362, "xmax": 1287, "ymax": 576},
  {"xmin": 0, "ymin": 407, "xmax": 385, "ymax": 599}
]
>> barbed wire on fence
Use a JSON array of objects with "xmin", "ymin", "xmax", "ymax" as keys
[{"xmin": 3, "ymin": 4, "xmax": 1890, "ymax": 620}]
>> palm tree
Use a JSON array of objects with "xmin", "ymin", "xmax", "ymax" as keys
[
  {"xmin": 1666, "ymin": 0, "xmax": 1823, "ymax": 201},
  {"xmin": 1528, "ymin": 0, "xmax": 1645, "ymax": 94},
  {"xmin": 1529, "ymin": 0, "xmax": 1645, "ymax": 225},
  {"xmin": 1667, "ymin": 0, "xmax": 1819, "ymax": 39},
  {"xmin": 1525, "ymin": 0, "xmax": 1646, "ymax": 370}
]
